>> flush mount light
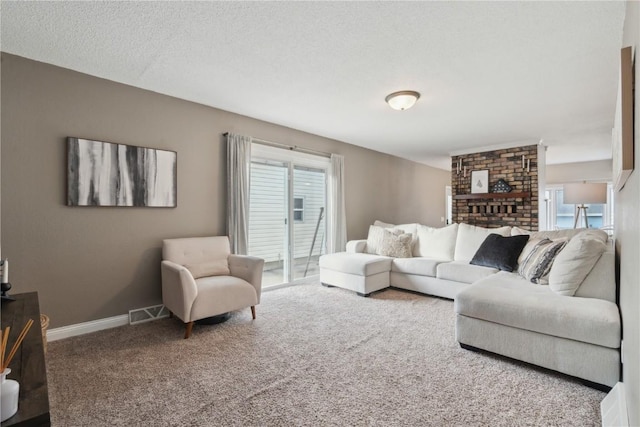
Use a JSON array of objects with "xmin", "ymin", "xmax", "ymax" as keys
[{"xmin": 385, "ymin": 90, "xmax": 420, "ymax": 111}]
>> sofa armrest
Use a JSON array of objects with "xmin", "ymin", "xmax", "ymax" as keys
[
  {"xmin": 346, "ymin": 240, "xmax": 367, "ymax": 253},
  {"xmin": 229, "ymin": 255, "xmax": 265, "ymax": 303},
  {"xmin": 161, "ymin": 260, "xmax": 198, "ymax": 322}
]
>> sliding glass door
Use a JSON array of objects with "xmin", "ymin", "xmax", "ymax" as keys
[
  {"xmin": 292, "ymin": 166, "xmax": 326, "ymax": 281},
  {"xmin": 248, "ymin": 162, "xmax": 288, "ymax": 286},
  {"xmin": 248, "ymin": 144, "xmax": 329, "ymax": 287}
]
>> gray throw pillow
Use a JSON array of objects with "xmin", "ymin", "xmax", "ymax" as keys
[
  {"xmin": 518, "ymin": 238, "xmax": 568, "ymax": 284},
  {"xmin": 378, "ymin": 230, "xmax": 413, "ymax": 258}
]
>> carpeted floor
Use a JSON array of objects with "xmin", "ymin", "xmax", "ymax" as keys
[{"xmin": 47, "ymin": 283, "xmax": 605, "ymax": 426}]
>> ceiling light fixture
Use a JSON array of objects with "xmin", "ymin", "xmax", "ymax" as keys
[{"xmin": 385, "ymin": 90, "xmax": 420, "ymax": 111}]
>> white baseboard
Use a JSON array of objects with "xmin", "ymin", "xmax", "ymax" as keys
[
  {"xmin": 46, "ymin": 314, "xmax": 129, "ymax": 342},
  {"xmin": 46, "ymin": 279, "xmax": 319, "ymax": 342},
  {"xmin": 601, "ymin": 382, "xmax": 628, "ymax": 427}
]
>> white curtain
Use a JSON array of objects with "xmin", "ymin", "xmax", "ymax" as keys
[
  {"xmin": 327, "ymin": 154, "xmax": 347, "ymax": 253},
  {"xmin": 226, "ymin": 133, "xmax": 252, "ymax": 254}
]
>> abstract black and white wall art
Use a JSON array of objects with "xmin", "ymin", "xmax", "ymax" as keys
[{"xmin": 67, "ymin": 137, "xmax": 177, "ymax": 207}]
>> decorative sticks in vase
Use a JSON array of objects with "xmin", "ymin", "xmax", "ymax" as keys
[
  {"xmin": 1, "ymin": 319, "xmax": 33, "ymax": 421},
  {"xmin": 1, "ymin": 319, "xmax": 34, "ymax": 371}
]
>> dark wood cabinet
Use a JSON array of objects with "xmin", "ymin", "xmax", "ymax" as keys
[{"xmin": 1, "ymin": 292, "xmax": 50, "ymax": 427}]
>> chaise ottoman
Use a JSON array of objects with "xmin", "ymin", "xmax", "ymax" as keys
[{"xmin": 319, "ymin": 253, "xmax": 392, "ymax": 296}]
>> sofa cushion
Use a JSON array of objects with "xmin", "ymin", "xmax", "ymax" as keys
[
  {"xmin": 346, "ymin": 239, "xmax": 367, "ymax": 253},
  {"xmin": 574, "ymin": 246, "xmax": 615, "ymax": 302},
  {"xmin": 163, "ymin": 236, "xmax": 231, "ymax": 266},
  {"xmin": 454, "ymin": 272, "xmax": 620, "ymax": 348},
  {"xmin": 511, "ymin": 226, "xmax": 608, "ymax": 243},
  {"xmin": 454, "ymin": 224, "xmax": 512, "ymax": 262},
  {"xmin": 391, "ymin": 257, "xmax": 443, "ymax": 277},
  {"xmin": 378, "ymin": 230, "xmax": 413, "ymax": 258},
  {"xmin": 185, "ymin": 260, "xmax": 231, "ymax": 279},
  {"xmin": 517, "ymin": 238, "xmax": 568, "ymax": 284},
  {"xmin": 414, "ymin": 224, "xmax": 458, "ymax": 260},
  {"xmin": 511, "ymin": 226, "xmax": 584, "ymax": 241},
  {"xmin": 548, "ymin": 232, "xmax": 607, "ymax": 296},
  {"xmin": 437, "ymin": 261, "xmax": 498, "ymax": 284},
  {"xmin": 470, "ymin": 234, "xmax": 529, "ymax": 272},
  {"xmin": 319, "ymin": 253, "xmax": 392, "ymax": 276}
]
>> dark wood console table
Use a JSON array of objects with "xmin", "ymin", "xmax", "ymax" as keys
[{"xmin": 1, "ymin": 292, "xmax": 50, "ymax": 426}]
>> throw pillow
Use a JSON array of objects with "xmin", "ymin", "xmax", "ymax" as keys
[
  {"xmin": 453, "ymin": 223, "xmax": 512, "ymax": 262},
  {"xmin": 415, "ymin": 223, "xmax": 458, "ymax": 260},
  {"xmin": 365, "ymin": 225, "xmax": 390, "ymax": 254},
  {"xmin": 378, "ymin": 230, "xmax": 413, "ymax": 258},
  {"xmin": 469, "ymin": 234, "xmax": 529, "ymax": 272},
  {"xmin": 185, "ymin": 260, "xmax": 230, "ymax": 279},
  {"xmin": 518, "ymin": 238, "xmax": 568, "ymax": 284},
  {"xmin": 391, "ymin": 223, "xmax": 419, "ymax": 250},
  {"xmin": 548, "ymin": 232, "xmax": 607, "ymax": 296},
  {"xmin": 373, "ymin": 220, "xmax": 395, "ymax": 228}
]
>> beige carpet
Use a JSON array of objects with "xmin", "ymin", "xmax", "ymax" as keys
[{"xmin": 47, "ymin": 284, "xmax": 604, "ymax": 426}]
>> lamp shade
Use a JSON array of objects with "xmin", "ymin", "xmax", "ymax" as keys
[
  {"xmin": 385, "ymin": 91, "xmax": 420, "ymax": 110},
  {"xmin": 563, "ymin": 183, "xmax": 607, "ymax": 204}
]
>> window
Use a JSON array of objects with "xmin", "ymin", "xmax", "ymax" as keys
[
  {"xmin": 293, "ymin": 197, "xmax": 304, "ymax": 222},
  {"xmin": 545, "ymin": 184, "xmax": 614, "ymax": 231}
]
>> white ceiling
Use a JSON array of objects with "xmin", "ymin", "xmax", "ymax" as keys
[{"xmin": 0, "ymin": 1, "xmax": 626, "ymax": 170}]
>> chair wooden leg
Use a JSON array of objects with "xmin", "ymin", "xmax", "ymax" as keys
[
  {"xmin": 251, "ymin": 306, "xmax": 256, "ymax": 320},
  {"xmin": 169, "ymin": 311, "xmax": 174, "ymax": 319},
  {"xmin": 184, "ymin": 321, "xmax": 194, "ymax": 339}
]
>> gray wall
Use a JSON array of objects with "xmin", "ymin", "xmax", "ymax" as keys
[
  {"xmin": 617, "ymin": 1, "xmax": 639, "ymax": 424},
  {"xmin": 546, "ymin": 159, "xmax": 612, "ymax": 184},
  {"xmin": 0, "ymin": 53, "xmax": 450, "ymax": 328}
]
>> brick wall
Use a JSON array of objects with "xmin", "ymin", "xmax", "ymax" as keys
[{"xmin": 451, "ymin": 145, "xmax": 538, "ymax": 231}]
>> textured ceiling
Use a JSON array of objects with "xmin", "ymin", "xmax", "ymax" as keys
[{"xmin": 0, "ymin": 1, "xmax": 626, "ymax": 170}]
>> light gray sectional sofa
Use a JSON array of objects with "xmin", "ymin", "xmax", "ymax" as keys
[{"xmin": 319, "ymin": 222, "xmax": 620, "ymax": 389}]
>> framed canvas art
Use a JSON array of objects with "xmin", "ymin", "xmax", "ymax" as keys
[
  {"xmin": 67, "ymin": 137, "xmax": 177, "ymax": 207},
  {"xmin": 613, "ymin": 46, "xmax": 634, "ymax": 191},
  {"xmin": 471, "ymin": 170, "xmax": 489, "ymax": 194}
]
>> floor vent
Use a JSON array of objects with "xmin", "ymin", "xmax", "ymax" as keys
[
  {"xmin": 601, "ymin": 382, "xmax": 628, "ymax": 427},
  {"xmin": 129, "ymin": 304, "xmax": 170, "ymax": 325}
]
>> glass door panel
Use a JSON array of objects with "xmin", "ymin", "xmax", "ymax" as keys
[
  {"xmin": 555, "ymin": 189, "xmax": 575, "ymax": 229},
  {"xmin": 248, "ymin": 143, "xmax": 330, "ymax": 287},
  {"xmin": 248, "ymin": 162, "xmax": 288, "ymax": 287},
  {"xmin": 292, "ymin": 167, "xmax": 326, "ymax": 281}
]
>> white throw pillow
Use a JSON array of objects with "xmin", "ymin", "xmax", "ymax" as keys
[
  {"xmin": 415, "ymin": 224, "xmax": 458, "ymax": 260},
  {"xmin": 365, "ymin": 225, "xmax": 389, "ymax": 254},
  {"xmin": 453, "ymin": 224, "xmax": 512, "ymax": 262},
  {"xmin": 392, "ymin": 223, "xmax": 418, "ymax": 235},
  {"xmin": 511, "ymin": 226, "xmax": 600, "ymax": 242},
  {"xmin": 548, "ymin": 231, "xmax": 607, "ymax": 296},
  {"xmin": 373, "ymin": 220, "xmax": 395, "ymax": 228}
]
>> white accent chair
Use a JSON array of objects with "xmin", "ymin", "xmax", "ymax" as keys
[{"xmin": 161, "ymin": 236, "xmax": 264, "ymax": 339}]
